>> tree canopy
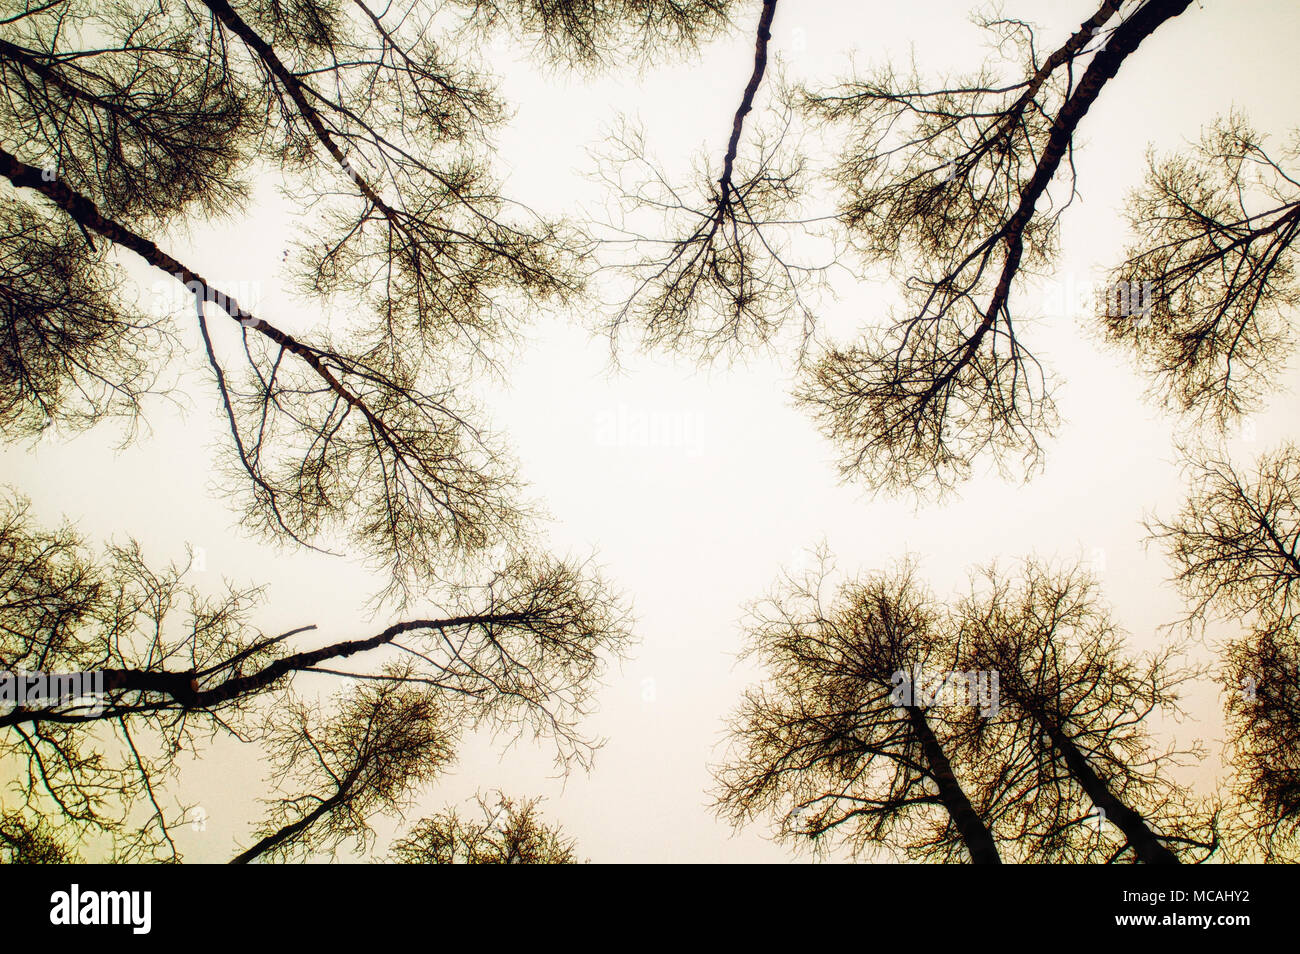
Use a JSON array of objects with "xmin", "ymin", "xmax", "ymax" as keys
[{"xmin": 2, "ymin": 0, "xmax": 1298, "ymax": 865}]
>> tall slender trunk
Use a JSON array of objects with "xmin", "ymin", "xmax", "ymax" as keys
[
  {"xmin": 719, "ymin": 0, "xmax": 777, "ymax": 193},
  {"xmin": 904, "ymin": 706, "xmax": 1001, "ymax": 864},
  {"xmin": 1039, "ymin": 719, "xmax": 1179, "ymax": 864},
  {"xmin": 949, "ymin": 0, "xmax": 1195, "ymax": 378}
]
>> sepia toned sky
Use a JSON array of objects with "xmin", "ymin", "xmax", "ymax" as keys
[{"xmin": 4, "ymin": 0, "xmax": 1300, "ymax": 862}]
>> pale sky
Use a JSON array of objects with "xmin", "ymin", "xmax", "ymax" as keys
[{"xmin": 4, "ymin": 0, "xmax": 1299, "ymax": 862}]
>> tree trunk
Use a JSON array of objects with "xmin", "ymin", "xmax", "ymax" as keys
[
  {"xmin": 0, "ymin": 611, "xmax": 532, "ymax": 730},
  {"xmin": 904, "ymin": 706, "xmax": 1001, "ymax": 864},
  {"xmin": 1041, "ymin": 720, "xmax": 1179, "ymax": 864},
  {"xmin": 230, "ymin": 794, "xmax": 342, "ymax": 864}
]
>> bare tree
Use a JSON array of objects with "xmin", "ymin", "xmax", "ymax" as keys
[
  {"xmin": 231, "ymin": 671, "xmax": 455, "ymax": 864},
  {"xmin": 602, "ymin": 0, "xmax": 824, "ymax": 361},
  {"xmin": 0, "ymin": 0, "xmax": 743, "ymax": 866},
  {"xmin": 794, "ymin": 0, "xmax": 1194, "ymax": 496},
  {"xmin": 0, "ymin": 0, "xmax": 733, "ymax": 600},
  {"xmin": 716, "ymin": 552, "xmax": 1219, "ymax": 864},
  {"xmin": 390, "ymin": 791, "xmax": 578, "ymax": 863},
  {"xmin": 1152, "ymin": 444, "xmax": 1300, "ymax": 859},
  {"xmin": 713, "ymin": 554, "xmax": 1001, "ymax": 863},
  {"xmin": 0, "ymin": 493, "xmax": 630, "ymax": 861},
  {"xmin": 1101, "ymin": 114, "xmax": 1300, "ymax": 427},
  {"xmin": 957, "ymin": 560, "xmax": 1216, "ymax": 864},
  {"xmin": 1153, "ymin": 445, "xmax": 1300, "ymax": 632},
  {"xmin": 604, "ymin": 0, "xmax": 1226, "ymax": 495}
]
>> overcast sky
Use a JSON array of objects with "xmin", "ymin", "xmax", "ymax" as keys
[{"xmin": 4, "ymin": 0, "xmax": 1299, "ymax": 862}]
